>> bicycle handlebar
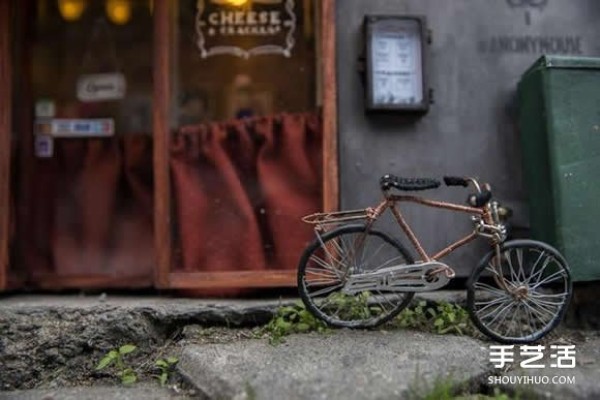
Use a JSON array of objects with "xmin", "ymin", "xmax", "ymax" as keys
[
  {"xmin": 445, "ymin": 176, "xmax": 493, "ymax": 207},
  {"xmin": 443, "ymin": 176, "xmax": 469, "ymax": 187},
  {"xmin": 444, "ymin": 176, "xmax": 490, "ymax": 193}
]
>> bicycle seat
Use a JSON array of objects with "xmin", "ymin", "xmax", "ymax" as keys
[{"xmin": 380, "ymin": 174, "xmax": 441, "ymax": 192}]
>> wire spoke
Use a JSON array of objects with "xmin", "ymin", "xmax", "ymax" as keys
[
  {"xmin": 522, "ymin": 300, "xmax": 554, "ymax": 326},
  {"xmin": 531, "ymin": 269, "xmax": 567, "ymax": 289},
  {"xmin": 473, "ymin": 281, "xmax": 511, "ymax": 297},
  {"xmin": 469, "ymin": 243, "xmax": 570, "ymax": 342},
  {"xmin": 527, "ymin": 296, "xmax": 560, "ymax": 317},
  {"xmin": 505, "ymin": 250, "xmax": 519, "ymax": 283},
  {"xmin": 506, "ymin": 302, "xmax": 521, "ymax": 336},
  {"xmin": 300, "ymin": 228, "xmax": 413, "ymax": 327},
  {"xmin": 361, "ymin": 242, "xmax": 387, "ymax": 271},
  {"xmin": 308, "ymin": 254, "xmax": 344, "ymax": 280},
  {"xmin": 516, "ymin": 248, "xmax": 525, "ymax": 282},
  {"xmin": 369, "ymin": 255, "xmax": 410, "ymax": 272},
  {"xmin": 477, "ymin": 298, "xmax": 513, "ymax": 322},
  {"xmin": 474, "ymin": 295, "xmax": 512, "ymax": 314},
  {"xmin": 524, "ymin": 251, "xmax": 543, "ymax": 278},
  {"xmin": 485, "ymin": 301, "xmax": 516, "ymax": 330},
  {"xmin": 305, "ymin": 266, "xmax": 339, "ymax": 279},
  {"xmin": 308, "ymin": 282, "xmax": 344, "ymax": 297}
]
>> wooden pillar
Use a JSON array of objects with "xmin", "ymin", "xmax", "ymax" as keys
[
  {"xmin": 321, "ymin": 0, "xmax": 338, "ymax": 212},
  {"xmin": 153, "ymin": 0, "xmax": 172, "ymax": 288},
  {"xmin": 0, "ymin": 0, "xmax": 12, "ymax": 290}
]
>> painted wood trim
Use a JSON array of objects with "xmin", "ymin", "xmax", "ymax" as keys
[
  {"xmin": 153, "ymin": 0, "xmax": 172, "ymax": 288},
  {"xmin": 15, "ymin": 0, "xmax": 34, "ymax": 290},
  {"xmin": 168, "ymin": 271, "xmax": 297, "ymax": 288},
  {"xmin": 0, "ymin": 0, "xmax": 13, "ymax": 290},
  {"xmin": 27, "ymin": 274, "xmax": 153, "ymax": 289},
  {"xmin": 321, "ymin": 0, "xmax": 338, "ymax": 213}
]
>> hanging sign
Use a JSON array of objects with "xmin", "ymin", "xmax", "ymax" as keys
[
  {"xmin": 196, "ymin": 0, "xmax": 296, "ymax": 58},
  {"xmin": 35, "ymin": 118, "xmax": 115, "ymax": 137},
  {"xmin": 364, "ymin": 16, "xmax": 430, "ymax": 113},
  {"xmin": 76, "ymin": 73, "xmax": 126, "ymax": 102}
]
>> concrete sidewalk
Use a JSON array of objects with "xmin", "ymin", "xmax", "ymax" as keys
[
  {"xmin": 1, "ymin": 293, "xmax": 598, "ymax": 399},
  {"xmin": 0, "ymin": 385, "xmax": 191, "ymax": 400},
  {"xmin": 178, "ymin": 330, "xmax": 491, "ymax": 400}
]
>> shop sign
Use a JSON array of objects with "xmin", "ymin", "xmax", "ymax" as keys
[
  {"xmin": 196, "ymin": 0, "xmax": 296, "ymax": 58},
  {"xmin": 77, "ymin": 73, "xmax": 126, "ymax": 102},
  {"xmin": 35, "ymin": 118, "xmax": 115, "ymax": 138}
]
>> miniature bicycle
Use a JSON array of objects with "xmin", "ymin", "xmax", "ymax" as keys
[{"xmin": 297, "ymin": 175, "xmax": 572, "ymax": 343}]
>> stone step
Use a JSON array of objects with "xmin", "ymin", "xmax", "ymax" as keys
[{"xmin": 177, "ymin": 330, "xmax": 491, "ymax": 400}]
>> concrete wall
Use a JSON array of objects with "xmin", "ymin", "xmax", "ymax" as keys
[{"xmin": 336, "ymin": 0, "xmax": 600, "ymax": 276}]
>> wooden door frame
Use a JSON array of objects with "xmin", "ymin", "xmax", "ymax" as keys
[
  {"xmin": 152, "ymin": 0, "xmax": 339, "ymax": 289},
  {"xmin": 0, "ymin": 0, "xmax": 13, "ymax": 291}
]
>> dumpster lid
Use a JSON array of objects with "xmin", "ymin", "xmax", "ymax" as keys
[{"xmin": 523, "ymin": 55, "xmax": 600, "ymax": 76}]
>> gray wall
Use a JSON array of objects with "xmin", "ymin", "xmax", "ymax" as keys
[{"xmin": 336, "ymin": 0, "xmax": 600, "ymax": 276}]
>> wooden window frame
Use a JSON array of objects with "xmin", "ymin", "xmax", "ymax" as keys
[
  {"xmin": 152, "ymin": 0, "xmax": 339, "ymax": 289},
  {"xmin": 0, "ymin": 0, "xmax": 338, "ymax": 291},
  {"xmin": 0, "ymin": 0, "xmax": 11, "ymax": 291}
]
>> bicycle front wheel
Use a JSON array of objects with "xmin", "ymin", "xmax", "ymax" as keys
[
  {"xmin": 298, "ymin": 225, "xmax": 414, "ymax": 329},
  {"xmin": 467, "ymin": 240, "xmax": 572, "ymax": 343}
]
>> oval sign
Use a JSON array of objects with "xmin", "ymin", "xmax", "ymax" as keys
[{"xmin": 77, "ymin": 73, "xmax": 127, "ymax": 102}]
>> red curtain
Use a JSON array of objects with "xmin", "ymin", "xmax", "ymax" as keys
[
  {"xmin": 22, "ymin": 112, "xmax": 322, "ymax": 290},
  {"xmin": 24, "ymin": 136, "xmax": 154, "ymax": 285},
  {"xmin": 170, "ymin": 112, "xmax": 322, "ymax": 274}
]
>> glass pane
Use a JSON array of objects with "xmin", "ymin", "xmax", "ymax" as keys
[
  {"xmin": 371, "ymin": 18, "xmax": 423, "ymax": 106},
  {"xmin": 174, "ymin": 0, "xmax": 317, "ymax": 124},
  {"xmin": 32, "ymin": 0, "xmax": 153, "ymax": 134},
  {"xmin": 23, "ymin": 0, "xmax": 155, "ymax": 285},
  {"xmin": 170, "ymin": 0, "xmax": 322, "ymax": 281}
]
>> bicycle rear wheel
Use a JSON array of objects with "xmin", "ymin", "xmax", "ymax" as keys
[
  {"xmin": 467, "ymin": 240, "xmax": 572, "ymax": 343},
  {"xmin": 298, "ymin": 225, "xmax": 414, "ymax": 328}
]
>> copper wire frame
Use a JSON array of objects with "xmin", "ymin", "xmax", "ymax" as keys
[
  {"xmin": 304, "ymin": 193, "xmax": 491, "ymax": 267},
  {"xmin": 383, "ymin": 195, "xmax": 486, "ymax": 263}
]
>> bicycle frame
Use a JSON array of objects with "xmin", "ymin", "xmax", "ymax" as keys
[
  {"xmin": 302, "ymin": 184, "xmax": 502, "ymax": 281},
  {"xmin": 363, "ymin": 194, "xmax": 494, "ymax": 265}
]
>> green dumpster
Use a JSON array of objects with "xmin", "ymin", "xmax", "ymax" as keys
[{"xmin": 518, "ymin": 55, "xmax": 600, "ymax": 282}]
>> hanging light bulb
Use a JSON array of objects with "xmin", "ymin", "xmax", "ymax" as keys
[
  {"xmin": 106, "ymin": 0, "xmax": 131, "ymax": 25},
  {"xmin": 58, "ymin": 0, "xmax": 86, "ymax": 22},
  {"xmin": 226, "ymin": 0, "xmax": 250, "ymax": 5},
  {"xmin": 212, "ymin": 0, "xmax": 250, "ymax": 6}
]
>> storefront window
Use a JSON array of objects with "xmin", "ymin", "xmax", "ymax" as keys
[
  {"xmin": 170, "ymin": 0, "xmax": 323, "ymax": 283},
  {"xmin": 16, "ymin": 0, "xmax": 323, "ymax": 290},
  {"xmin": 32, "ymin": 0, "xmax": 153, "ymax": 134},
  {"xmin": 23, "ymin": 0, "xmax": 155, "ymax": 285},
  {"xmin": 174, "ymin": 0, "xmax": 317, "ymax": 124}
]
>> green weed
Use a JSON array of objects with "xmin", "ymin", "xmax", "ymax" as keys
[
  {"xmin": 154, "ymin": 356, "xmax": 179, "ymax": 386},
  {"xmin": 95, "ymin": 344, "xmax": 138, "ymax": 385},
  {"xmin": 262, "ymin": 301, "xmax": 328, "ymax": 344},
  {"xmin": 393, "ymin": 301, "xmax": 477, "ymax": 336},
  {"xmin": 407, "ymin": 372, "xmax": 518, "ymax": 400}
]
